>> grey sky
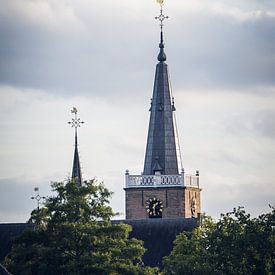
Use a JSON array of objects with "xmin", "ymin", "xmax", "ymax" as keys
[{"xmin": 0, "ymin": 0, "xmax": 274, "ymax": 222}]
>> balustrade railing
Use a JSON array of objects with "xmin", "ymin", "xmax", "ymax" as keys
[{"xmin": 125, "ymin": 171, "xmax": 199, "ymax": 188}]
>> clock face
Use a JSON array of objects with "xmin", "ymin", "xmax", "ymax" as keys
[
  {"xmin": 190, "ymin": 197, "xmax": 196, "ymax": 217},
  {"xmin": 146, "ymin": 198, "xmax": 163, "ymax": 218}
]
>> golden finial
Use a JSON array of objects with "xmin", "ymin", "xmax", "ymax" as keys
[
  {"xmin": 71, "ymin": 107, "xmax": 78, "ymax": 114},
  {"xmin": 156, "ymin": 0, "xmax": 164, "ymax": 6}
]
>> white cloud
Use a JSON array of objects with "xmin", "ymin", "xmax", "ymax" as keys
[
  {"xmin": 0, "ymin": 0, "xmax": 275, "ymax": 222},
  {"xmin": 174, "ymin": 86, "xmax": 275, "ymax": 218},
  {"xmin": 205, "ymin": 3, "xmax": 275, "ymax": 22},
  {"xmin": 170, "ymin": 0, "xmax": 275, "ymax": 22},
  {"xmin": 1, "ymin": 0, "xmax": 275, "ymax": 93},
  {"xmin": 0, "ymin": 84, "xmax": 275, "ymax": 222},
  {"xmin": 0, "ymin": 0, "xmax": 86, "ymax": 33}
]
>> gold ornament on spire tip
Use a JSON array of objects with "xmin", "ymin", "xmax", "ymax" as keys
[
  {"xmin": 156, "ymin": 0, "xmax": 164, "ymax": 5},
  {"xmin": 71, "ymin": 107, "xmax": 78, "ymax": 114}
]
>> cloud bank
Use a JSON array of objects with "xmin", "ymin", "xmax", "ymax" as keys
[{"xmin": 0, "ymin": 0, "xmax": 274, "ymax": 222}]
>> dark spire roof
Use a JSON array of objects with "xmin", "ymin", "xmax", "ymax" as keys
[
  {"xmin": 72, "ymin": 132, "xmax": 82, "ymax": 187},
  {"xmin": 143, "ymin": 29, "xmax": 182, "ymax": 175},
  {"xmin": 68, "ymin": 107, "xmax": 84, "ymax": 187}
]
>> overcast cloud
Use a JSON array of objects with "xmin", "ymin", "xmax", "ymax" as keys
[{"xmin": 0, "ymin": 0, "xmax": 274, "ymax": 222}]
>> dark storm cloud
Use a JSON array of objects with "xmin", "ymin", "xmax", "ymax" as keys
[{"xmin": 0, "ymin": 1, "xmax": 275, "ymax": 97}]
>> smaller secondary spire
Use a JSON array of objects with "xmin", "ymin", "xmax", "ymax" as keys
[
  {"xmin": 155, "ymin": 0, "xmax": 168, "ymax": 62},
  {"xmin": 68, "ymin": 107, "xmax": 84, "ymax": 187}
]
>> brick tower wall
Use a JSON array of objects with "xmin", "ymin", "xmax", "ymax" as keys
[{"xmin": 125, "ymin": 187, "xmax": 201, "ymax": 219}]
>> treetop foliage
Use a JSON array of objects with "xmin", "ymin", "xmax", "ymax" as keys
[
  {"xmin": 5, "ymin": 179, "xmax": 158, "ymax": 275},
  {"xmin": 3, "ymin": 178, "xmax": 274, "ymax": 275},
  {"xmin": 163, "ymin": 207, "xmax": 275, "ymax": 275}
]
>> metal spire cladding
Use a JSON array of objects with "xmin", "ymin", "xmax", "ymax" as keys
[
  {"xmin": 143, "ymin": 2, "xmax": 182, "ymax": 175},
  {"xmin": 68, "ymin": 107, "xmax": 84, "ymax": 186}
]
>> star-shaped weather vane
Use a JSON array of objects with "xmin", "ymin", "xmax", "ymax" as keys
[
  {"xmin": 68, "ymin": 107, "xmax": 84, "ymax": 146},
  {"xmin": 68, "ymin": 107, "xmax": 84, "ymax": 130},
  {"xmin": 155, "ymin": 0, "xmax": 169, "ymax": 31}
]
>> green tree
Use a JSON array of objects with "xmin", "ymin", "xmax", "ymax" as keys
[
  {"xmin": 163, "ymin": 207, "xmax": 275, "ymax": 275},
  {"xmin": 162, "ymin": 214, "xmax": 215, "ymax": 275},
  {"xmin": 5, "ymin": 179, "xmax": 158, "ymax": 275},
  {"xmin": 207, "ymin": 207, "xmax": 275, "ymax": 275}
]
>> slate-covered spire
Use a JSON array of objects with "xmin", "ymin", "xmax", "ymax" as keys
[
  {"xmin": 143, "ymin": 3, "xmax": 182, "ymax": 175},
  {"xmin": 68, "ymin": 107, "xmax": 84, "ymax": 186},
  {"xmin": 72, "ymin": 132, "xmax": 82, "ymax": 186}
]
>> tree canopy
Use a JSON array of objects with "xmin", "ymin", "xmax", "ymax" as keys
[
  {"xmin": 163, "ymin": 207, "xmax": 275, "ymax": 275},
  {"xmin": 5, "ymin": 179, "xmax": 158, "ymax": 275},
  {"xmin": 4, "ymin": 178, "xmax": 274, "ymax": 274}
]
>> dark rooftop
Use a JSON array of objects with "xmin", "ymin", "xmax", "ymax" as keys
[{"xmin": 0, "ymin": 218, "xmax": 198, "ymax": 268}]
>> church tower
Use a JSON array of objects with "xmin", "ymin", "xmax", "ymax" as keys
[{"xmin": 125, "ymin": 2, "xmax": 201, "ymax": 220}]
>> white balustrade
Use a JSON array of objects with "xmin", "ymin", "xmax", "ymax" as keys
[
  {"xmin": 184, "ymin": 174, "xmax": 200, "ymax": 188},
  {"xmin": 125, "ymin": 172, "xmax": 199, "ymax": 188}
]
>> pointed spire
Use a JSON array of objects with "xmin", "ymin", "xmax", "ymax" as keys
[
  {"xmin": 143, "ymin": 1, "xmax": 182, "ymax": 175},
  {"xmin": 72, "ymin": 131, "xmax": 82, "ymax": 186},
  {"xmin": 68, "ymin": 107, "xmax": 84, "ymax": 187}
]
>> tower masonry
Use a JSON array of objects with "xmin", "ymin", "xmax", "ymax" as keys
[{"xmin": 124, "ymin": 2, "xmax": 201, "ymax": 220}]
